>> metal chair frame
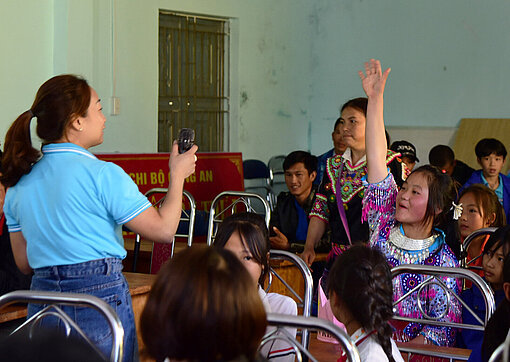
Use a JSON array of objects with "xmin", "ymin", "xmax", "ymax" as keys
[
  {"xmin": 267, "ymin": 155, "xmax": 287, "ymax": 207},
  {"xmin": 243, "ymin": 159, "xmax": 276, "ymax": 210},
  {"xmin": 264, "ymin": 313, "xmax": 361, "ymax": 362},
  {"xmin": 132, "ymin": 188, "xmax": 196, "ymax": 272},
  {"xmin": 206, "ymin": 191, "xmax": 271, "ymax": 246},
  {"xmin": 267, "ymin": 250, "xmax": 313, "ymax": 349},
  {"xmin": 391, "ymin": 264, "xmax": 496, "ymax": 360},
  {"xmin": 0, "ymin": 290, "xmax": 124, "ymax": 362},
  {"xmin": 460, "ymin": 227, "xmax": 497, "ymax": 270}
]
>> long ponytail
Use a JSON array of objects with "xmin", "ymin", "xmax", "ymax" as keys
[
  {"xmin": 1, "ymin": 111, "xmax": 40, "ymax": 187},
  {"xmin": 1, "ymin": 75, "xmax": 90, "ymax": 188}
]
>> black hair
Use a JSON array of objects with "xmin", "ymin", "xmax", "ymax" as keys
[
  {"xmin": 213, "ymin": 212, "xmax": 269, "ymax": 287},
  {"xmin": 333, "ymin": 117, "xmax": 342, "ymax": 131},
  {"xmin": 504, "ymin": 251, "xmax": 510, "ymax": 284},
  {"xmin": 282, "ymin": 151, "xmax": 317, "ymax": 175},
  {"xmin": 406, "ymin": 165, "xmax": 456, "ymax": 227},
  {"xmin": 475, "ymin": 138, "xmax": 507, "ymax": 159},
  {"xmin": 483, "ymin": 225, "xmax": 510, "ymax": 260},
  {"xmin": 340, "ymin": 97, "xmax": 368, "ymax": 117},
  {"xmin": 328, "ymin": 245, "xmax": 395, "ymax": 362},
  {"xmin": 428, "ymin": 145, "xmax": 455, "ymax": 168}
]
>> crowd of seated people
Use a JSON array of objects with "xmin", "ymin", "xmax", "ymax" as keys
[{"xmin": 3, "ymin": 61, "xmax": 510, "ymax": 362}]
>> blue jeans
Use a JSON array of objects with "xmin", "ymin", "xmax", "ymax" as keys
[{"xmin": 29, "ymin": 258, "xmax": 137, "ymax": 362}]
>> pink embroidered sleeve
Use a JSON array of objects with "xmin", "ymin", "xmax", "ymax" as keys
[{"xmin": 361, "ymin": 173, "xmax": 398, "ymax": 248}]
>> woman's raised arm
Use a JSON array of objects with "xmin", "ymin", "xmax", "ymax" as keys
[{"xmin": 359, "ymin": 59, "xmax": 391, "ymax": 184}]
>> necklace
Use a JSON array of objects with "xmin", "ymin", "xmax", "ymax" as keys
[{"xmin": 387, "ymin": 226, "xmax": 438, "ymax": 264}]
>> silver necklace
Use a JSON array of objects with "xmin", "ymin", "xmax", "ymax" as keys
[{"xmin": 387, "ymin": 226, "xmax": 438, "ymax": 264}]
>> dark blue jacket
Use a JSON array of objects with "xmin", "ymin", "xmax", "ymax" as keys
[
  {"xmin": 315, "ymin": 148, "xmax": 334, "ymax": 186},
  {"xmin": 458, "ymin": 284, "xmax": 505, "ymax": 361},
  {"xmin": 460, "ymin": 170, "xmax": 510, "ymax": 224}
]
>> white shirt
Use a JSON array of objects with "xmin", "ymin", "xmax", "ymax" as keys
[
  {"xmin": 351, "ymin": 328, "xmax": 404, "ymax": 362},
  {"xmin": 259, "ymin": 287, "xmax": 298, "ymax": 361},
  {"xmin": 342, "ymin": 147, "xmax": 367, "ymax": 167}
]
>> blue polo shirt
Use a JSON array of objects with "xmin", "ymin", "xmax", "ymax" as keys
[{"xmin": 4, "ymin": 143, "xmax": 152, "ymax": 268}]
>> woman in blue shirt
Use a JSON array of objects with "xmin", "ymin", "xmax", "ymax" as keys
[{"xmin": 1, "ymin": 75, "xmax": 197, "ymax": 362}]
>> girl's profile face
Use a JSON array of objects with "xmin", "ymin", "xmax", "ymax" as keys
[
  {"xmin": 482, "ymin": 244, "xmax": 506, "ymax": 289},
  {"xmin": 458, "ymin": 192, "xmax": 491, "ymax": 239},
  {"xmin": 224, "ymin": 231, "xmax": 262, "ymax": 287}
]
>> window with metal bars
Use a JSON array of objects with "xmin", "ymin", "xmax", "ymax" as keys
[{"xmin": 158, "ymin": 11, "xmax": 230, "ymax": 152}]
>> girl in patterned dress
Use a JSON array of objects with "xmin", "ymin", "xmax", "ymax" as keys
[{"xmin": 360, "ymin": 59, "xmax": 461, "ymax": 347}]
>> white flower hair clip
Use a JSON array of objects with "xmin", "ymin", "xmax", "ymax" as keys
[{"xmin": 450, "ymin": 202, "xmax": 463, "ymax": 220}]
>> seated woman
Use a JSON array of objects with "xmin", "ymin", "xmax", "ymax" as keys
[
  {"xmin": 458, "ymin": 226, "xmax": 509, "ymax": 361},
  {"xmin": 328, "ymin": 244, "xmax": 404, "ymax": 362},
  {"xmin": 360, "ymin": 59, "xmax": 461, "ymax": 346},
  {"xmin": 140, "ymin": 247, "xmax": 267, "ymax": 362},
  {"xmin": 457, "ymin": 184, "xmax": 506, "ymax": 273},
  {"xmin": 214, "ymin": 212, "xmax": 297, "ymax": 362}
]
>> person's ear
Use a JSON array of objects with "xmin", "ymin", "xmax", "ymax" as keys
[
  {"xmin": 477, "ymin": 157, "xmax": 482, "ymax": 167},
  {"xmin": 487, "ymin": 212, "xmax": 497, "ymax": 226},
  {"xmin": 69, "ymin": 114, "xmax": 83, "ymax": 132},
  {"xmin": 504, "ymin": 282, "xmax": 510, "ymax": 301},
  {"xmin": 310, "ymin": 170, "xmax": 317, "ymax": 182}
]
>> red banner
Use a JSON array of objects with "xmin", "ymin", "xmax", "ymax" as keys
[{"xmin": 95, "ymin": 152, "xmax": 244, "ymax": 211}]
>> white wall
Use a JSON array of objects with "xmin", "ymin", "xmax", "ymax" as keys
[
  {"xmin": 308, "ymin": 1, "xmax": 510, "ymax": 157},
  {"xmin": 1, "ymin": 1, "xmax": 510, "ymax": 162}
]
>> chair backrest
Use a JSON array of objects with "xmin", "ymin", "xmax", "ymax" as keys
[
  {"xmin": 243, "ymin": 159, "xmax": 275, "ymax": 210},
  {"xmin": 391, "ymin": 264, "xmax": 496, "ymax": 359},
  {"xmin": 264, "ymin": 313, "xmax": 361, "ymax": 362},
  {"xmin": 132, "ymin": 188, "xmax": 196, "ymax": 273},
  {"xmin": 206, "ymin": 191, "xmax": 271, "ymax": 246},
  {"xmin": 0, "ymin": 290, "xmax": 124, "ymax": 362},
  {"xmin": 461, "ymin": 227, "xmax": 498, "ymax": 269},
  {"xmin": 267, "ymin": 155, "xmax": 288, "ymax": 204},
  {"xmin": 268, "ymin": 155, "xmax": 286, "ymax": 189},
  {"xmin": 267, "ymin": 250, "xmax": 313, "ymax": 349}
]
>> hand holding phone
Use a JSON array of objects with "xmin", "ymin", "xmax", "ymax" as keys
[{"xmin": 177, "ymin": 128, "xmax": 195, "ymax": 154}]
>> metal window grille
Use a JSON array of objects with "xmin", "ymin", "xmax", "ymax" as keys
[{"xmin": 158, "ymin": 11, "xmax": 230, "ymax": 152}]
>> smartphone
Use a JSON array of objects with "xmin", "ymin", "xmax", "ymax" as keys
[{"xmin": 177, "ymin": 128, "xmax": 195, "ymax": 154}]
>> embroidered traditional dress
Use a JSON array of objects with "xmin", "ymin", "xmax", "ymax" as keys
[
  {"xmin": 310, "ymin": 148, "xmax": 407, "ymax": 249},
  {"xmin": 362, "ymin": 174, "xmax": 462, "ymax": 347}
]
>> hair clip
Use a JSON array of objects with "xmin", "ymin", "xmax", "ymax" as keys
[{"xmin": 450, "ymin": 202, "xmax": 463, "ymax": 220}]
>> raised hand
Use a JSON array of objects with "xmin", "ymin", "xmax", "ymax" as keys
[{"xmin": 358, "ymin": 59, "xmax": 391, "ymax": 99}]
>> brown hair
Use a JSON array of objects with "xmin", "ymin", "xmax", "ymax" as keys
[
  {"xmin": 213, "ymin": 212, "xmax": 270, "ymax": 287},
  {"xmin": 458, "ymin": 184, "xmax": 506, "ymax": 228},
  {"xmin": 140, "ymin": 246, "xmax": 267, "ymax": 362},
  {"xmin": 1, "ymin": 75, "xmax": 91, "ymax": 187}
]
